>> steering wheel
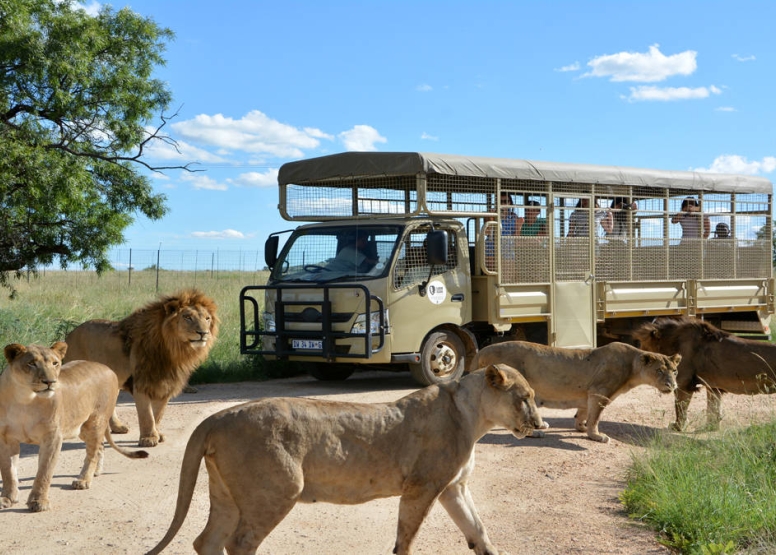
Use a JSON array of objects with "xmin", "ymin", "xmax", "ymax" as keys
[{"xmin": 304, "ymin": 264, "xmax": 329, "ymax": 273}]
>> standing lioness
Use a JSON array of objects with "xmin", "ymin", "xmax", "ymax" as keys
[
  {"xmin": 472, "ymin": 341, "xmax": 680, "ymax": 443},
  {"xmin": 147, "ymin": 364, "xmax": 542, "ymax": 555},
  {"xmin": 0, "ymin": 342, "xmax": 148, "ymax": 512}
]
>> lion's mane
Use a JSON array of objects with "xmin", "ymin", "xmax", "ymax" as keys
[{"xmin": 118, "ymin": 289, "xmax": 219, "ymax": 400}]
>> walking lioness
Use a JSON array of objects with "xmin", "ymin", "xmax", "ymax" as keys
[
  {"xmin": 147, "ymin": 364, "xmax": 542, "ymax": 555},
  {"xmin": 0, "ymin": 342, "xmax": 148, "ymax": 512},
  {"xmin": 472, "ymin": 341, "xmax": 680, "ymax": 443}
]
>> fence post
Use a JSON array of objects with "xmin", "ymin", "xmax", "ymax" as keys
[
  {"xmin": 128, "ymin": 248, "xmax": 132, "ymax": 287},
  {"xmin": 156, "ymin": 243, "xmax": 161, "ymax": 292}
]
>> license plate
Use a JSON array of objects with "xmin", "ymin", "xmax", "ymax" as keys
[{"xmin": 292, "ymin": 339, "xmax": 322, "ymax": 350}]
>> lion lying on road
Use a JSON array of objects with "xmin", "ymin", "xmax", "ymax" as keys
[
  {"xmin": 1, "ymin": 342, "xmax": 148, "ymax": 512},
  {"xmin": 64, "ymin": 289, "xmax": 219, "ymax": 447},
  {"xmin": 634, "ymin": 317, "xmax": 776, "ymax": 431},
  {"xmin": 471, "ymin": 341, "xmax": 680, "ymax": 443},
  {"xmin": 146, "ymin": 364, "xmax": 543, "ymax": 555}
]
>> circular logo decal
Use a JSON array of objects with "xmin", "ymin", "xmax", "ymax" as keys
[{"xmin": 427, "ymin": 280, "xmax": 446, "ymax": 305}]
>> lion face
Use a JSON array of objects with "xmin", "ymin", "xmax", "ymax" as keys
[
  {"xmin": 639, "ymin": 352, "xmax": 680, "ymax": 393},
  {"xmin": 3, "ymin": 342, "xmax": 68, "ymax": 398},
  {"xmin": 166, "ymin": 303, "xmax": 216, "ymax": 350},
  {"xmin": 483, "ymin": 364, "xmax": 544, "ymax": 438}
]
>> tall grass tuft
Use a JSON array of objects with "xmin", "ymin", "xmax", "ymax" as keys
[
  {"xmin": 621, "ymin": 422, "xmax": 776, "ymax": 554},
  {"xmin": 0, "ymin": 269, "xmax": 295, "ymax": 382}
]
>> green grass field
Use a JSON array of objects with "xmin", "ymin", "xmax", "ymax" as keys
[{"xmin": 0, "ymin": 269, "xmax": 282, "ymax": 382}]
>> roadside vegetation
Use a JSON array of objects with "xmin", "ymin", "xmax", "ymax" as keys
[
  {"xmin": 622, "ymin": 420, "xmax": 776, "ymax": 554},
  {"xmin": 0, "ymin": 269, "xmax": 300, "ymax": 382}
]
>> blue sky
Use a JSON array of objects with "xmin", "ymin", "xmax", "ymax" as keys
[{"xmin": 87, "ymin": 0, "xmax": 775, "ymax": 252}]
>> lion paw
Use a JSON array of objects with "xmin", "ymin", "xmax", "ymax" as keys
[
  {"xmin": 139, "ymin": 435, "xmax": 160, "ymax": 447},
  {"xmin": 0, "ymin": 496, "xmax": 16, "ymax": 509},
  {"xmin": 111, "ymin": 423, "xmax": 130, "ymax": 434},
  {"xmin": 27, "ymin": 498, "xmax": 50, "ymax": 512},
  {"xmin": 669, "ymin": 422, "xmax": 685, "ymax": 432},
  {"xmin": 71, "ymin": 479, "xmax": 90, "ymax": 490},
  {"xmin": 590, "ymin": 433, "xmax": 610, "ymax": 443},
  {"xmin": 530, "ymin": 429, "xmax": 547, "ymax": 438}
]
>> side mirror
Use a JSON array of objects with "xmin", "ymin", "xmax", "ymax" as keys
[
  {"xmin": 426, "ymin": 230, "xmax": 448, "ymax": 266},
  {"xmin": 264, "ymin": 235, "xmax": 279, "ymax": 270}
]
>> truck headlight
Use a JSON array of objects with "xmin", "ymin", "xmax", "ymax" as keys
[
  {"xmin": 262, "ymin": 311, "xmax": 276, "ymax": 332},
  {"xmin": 351, "ymin": 310, "xmax": 389, "ymax": 335}
]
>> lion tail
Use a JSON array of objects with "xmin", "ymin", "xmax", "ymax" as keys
[
  {"xmin": 103, "ymin": 429, "xmax": 149, "ymax": 459},
  {"xmin": 145, "ymin": 419, "xmax": 210, "ymax": 555}
]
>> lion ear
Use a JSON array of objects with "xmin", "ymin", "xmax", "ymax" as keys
[
  {"xmin": 485, "ymin": 364, "xmax": 510, "ymax": 390},
  {"xmin": 640, "ymin": 353, "xmax": 653, "ymax": 365},
  {"xmin": 671, "ymin": 353, "xmax": 682, "ymax": 365},
  {"xmin": 164, "ymin": 300, "xmax": 181, "ymax": 315},
  {"xmin": 651, "ymin": 329, "xmax": 661, "ymax": 339},
  {"xmin": 51, "ymin": 341, "xmax": 68, "ymax": 360},
  {"xmin": 4, "ymin": 343, "xmax": 26, "ymax": 363}
]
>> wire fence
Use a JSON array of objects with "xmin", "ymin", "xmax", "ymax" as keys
[{"xmin": 29, "ymin": 249, "xmax": 268, "ymax": 292}]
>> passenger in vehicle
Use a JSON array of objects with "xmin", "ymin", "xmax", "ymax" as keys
[
  {"xmin": 606, "ymin": 197, "xmax": 638, "ymax": 240},
  {"xmin": 713, "ymin": 222, "xmax": 730, "ymax": 239},
  {"xmin": 567, "ymin": 198, "xmax": 613, "ymax": 237},
  {"xmin": 671, "ymin": 197, "xmax": 710, "ymax": 240},
  {"xmin": 520, "ymin": 200, "xmax": 547, "ymax": 236}
]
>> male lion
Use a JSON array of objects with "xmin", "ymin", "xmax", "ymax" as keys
[
  {"xmin": 64, "ymin": 288, "xmax": 219, "ymax": 447},
  {"xmin": 634, "ymin": 316, "xmax": 776, "ymax": 431},
  {"xmin": 471, "ymin": 341, "xmax": 680, "ymax": 443},
  {"xmin": 1, "ymin": 342, "xmax": 148, "ymax": 512},
  {"xmin": 146, "ymin": 364, "xmax": 543, "ymax": 555}
]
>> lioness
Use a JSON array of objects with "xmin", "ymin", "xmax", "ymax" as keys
[
  {"xmin": 64, "ymin": 288, "xmax": 219, "ymax": 447},
  {"xmin": 0, "ymin": 342, "xmax": 148, "ymax": 512},
  {"xmin": 146, "ymin": 364, "xmax": 543, "ymax": 555},
  {"xmin": 471, "ymin": 341, "xmax": 680, "ymax": 443}
]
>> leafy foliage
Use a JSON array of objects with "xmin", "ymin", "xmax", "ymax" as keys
[{"xmin": 0, "ymin": 0, "xmax": 188, "ymax": 283}]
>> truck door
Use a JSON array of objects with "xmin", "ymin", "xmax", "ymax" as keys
[{"xmin": 553, "ymin": 195, "xmax": 597, "ymax": 347}]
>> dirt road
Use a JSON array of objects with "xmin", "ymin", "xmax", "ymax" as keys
[{"xmin": 5, "ymin": 370, "xmax": 775, "ymax": 554}]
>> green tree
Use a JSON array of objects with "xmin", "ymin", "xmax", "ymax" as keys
[{"xmin": 0, "ymin": 0, "xmax": 188, "ymax": 284}]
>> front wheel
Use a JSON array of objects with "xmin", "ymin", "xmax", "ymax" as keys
[
  {"xmin": 409, "ymin": 330, "xmax": 465, "ymax": 386},
  {"xmin": 304, "ymin": 362, "xmax": 355, "ymax": 381}
]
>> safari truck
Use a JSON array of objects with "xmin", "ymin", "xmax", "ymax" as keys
[{"xmin": 240, "ymin": 152, "xmax": 773, "ymax": 385}]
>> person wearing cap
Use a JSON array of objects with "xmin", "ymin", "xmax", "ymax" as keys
[
  {"xmin": 671, "ymin": 197, "xmax": 710, "ymax": 240},
  {"xmin": 328, "ymin": 231, "xmax": 376, "ymax": 273},
  {"xmin": 713, "ymin": 222, "xmax": 731, "ymax": 239}
]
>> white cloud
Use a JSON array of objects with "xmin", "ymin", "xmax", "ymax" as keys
[
  {"xmin": 338, "ymin": 125, "xmax": 387, "ymax": 151},
  {"xmin": 228, "ymin": 169, "xmax": 279, "ymax": 188},
  {"xmin": 695, "ymin": 155, "xmax": 776, "ymax": 175},
  {"xmin": 555, "ymin": 62, "xmax": 580, "ymax": 72},
  {"xmin": 171, "ymin": 110, "xmax": 334, "ymax": 158},
  {"xmin": 624, "ymin": 85, "xmax": 722, "ymax": 102},
  {"xmin": 421, "ymin": 132, "xmax": 438, "ymax": 141},
  {"xmin": 190, "ymin": 229, "xmax": 249, "ymax": 240},
  {"xmin": 584, "ymin": 44, "xmax": 696, "ymax": 82},
  {"xmin": 416, "ymin": 84, "xmax": 433, "ymax": 92},
  {"xmin": 143, "ymin": 131, "xmax": 229, "ymax": 165},
  {"xmin": 180, "ymin": 173, "xmax": 228, "ymax": 191},
  {"xmin": 732, "ymin": 54, "xmax": 756, "ymax": 62},
  {"xmin": 715, "ymin": 106, "xmax": 737, "ymax": 112}
]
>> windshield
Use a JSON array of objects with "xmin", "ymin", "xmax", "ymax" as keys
[{"xmin": 270, "ymin": 225, "xmax": 403, "ymax": 283}]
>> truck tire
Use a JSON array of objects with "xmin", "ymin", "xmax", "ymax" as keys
[
  {"xmin": 304, "ymin": 363, "xmax": 355, "ymax": 381},
  {"xmin": 409, "ymin": 330, "xmax": 465, "ymax": 386}
]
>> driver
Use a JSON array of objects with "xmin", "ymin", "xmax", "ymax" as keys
[{"xmin": 327, "ymin": 231, "xmax": 377, "ymax": 273}]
